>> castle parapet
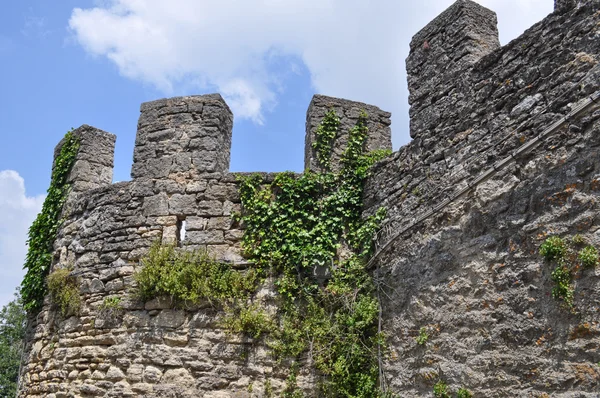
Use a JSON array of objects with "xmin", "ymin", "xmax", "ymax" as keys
[
  {"xmin": 131, "ymin": 94, "xmax": 233, "ymax": 180},
  {"xmin": 406, "ymin": 0, "xmax": 500, "ymax": 139},
  {"xmin": 555, "ymin": 0, "xmax": 599, "ymax": 11},
  {"xmin": 304, "ymin": 94, "xmax": 392, "ymax": 172},
  {"xmin": 54, "ymin": 125, "xmax": 116, "ymax": 194}
]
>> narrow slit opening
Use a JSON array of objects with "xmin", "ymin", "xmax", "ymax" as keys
[{"xmin": 176, "ymin": 217, "xmax": 187, "ymax": 247}]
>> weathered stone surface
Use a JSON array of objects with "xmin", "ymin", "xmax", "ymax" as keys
[
  {"xmin": 17, "ymin": 2, "xmax": 600, "ymax": 397},
  {"xmin": 131, "ymin": 94, "xmax": 233, "ymax": 180},
  {"xmin": 161, "ymin": 368, "xmax": 195, "ymax": 387},
  {"xmin": 143, "ymin": 193, "xmax": 169, "ymax": 216},
  {"xmin": 143, "ymin": 366, "xmax": 163, "ymax": 384},
  {"xmin": 54, "ymin": 125, "xmax": 116, "ymax": 194},
  {"xmin": 406, "ymin": 0, "xmax": 501, "ymax": 139},
  {"xmin": 168, "ymin": 194, "xmax": 197, "ymax": 215},
  {"xmin": 105, "ymin": 367, "xmax": 125, "ymax": 381},
  {"xmin": 305, "ymin": 94, "xmax": 392, "ymax": 172},
  {"xmin": 154, "ymin": 310, "xmax": 186, "ymax": 329}
]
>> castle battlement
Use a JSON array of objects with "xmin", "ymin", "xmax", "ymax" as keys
[{"xmin": 19, "ymin": 0, "xmax": 600, "ymax": 396}]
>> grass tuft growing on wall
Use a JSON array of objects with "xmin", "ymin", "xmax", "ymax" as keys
[{"xmin": 47, "ymin": 268, "xmax": 81, "ymax": 317}]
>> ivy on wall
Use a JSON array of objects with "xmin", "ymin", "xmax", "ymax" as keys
[
  {"xmin": 21, "ymin": 131, "xmax": 80, "ymax": 313},
  {"xmin": 135, "ymin": 111, "xmax": 391, "ymax": 396},
  {"xmin": 237, "ymin": 110, "xmax": 390, "ymax": 397},
  {"xmin": 312, "ymin": 109, "xmax": 340, "ymax": 170}
]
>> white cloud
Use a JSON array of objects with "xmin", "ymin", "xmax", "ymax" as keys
[
  {"xmin": 22, "ymin": 14, "xmax": 52, "ymax": 39},
  {"xmin": 69, "ymin": 0, "xmax": 554, "ymax": 147},
  {"xmin": 0, "ymin": 171, "xmax": 45, "ymax": 309}
]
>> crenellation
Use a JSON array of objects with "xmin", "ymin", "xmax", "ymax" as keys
[
  {"xmin": 132, "ymin": 94, "xmax": 233, "ymax": 181},
  {"xmin": 406, "ymin": 0, "xmax": 500, "ymax": 140},
  {"xmin": 17, "ymin": 1, "xmax": 600, "ymax": 397},
  {"xmin": 555, "ymin": 0, "xmax": 600, "ymax": 11},
  {"xmin": 56, "ymin": 125, "xmax": 116, "ymax": 195},
  {"xmin": 304, "ymin": 94, "xmax": 392, "ymax": 172}
]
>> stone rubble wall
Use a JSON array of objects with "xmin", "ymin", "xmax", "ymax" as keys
[
  {"xmin": 364, "ymin": 0, "xmax": 600, "ymax": 396},
  {"xmin": 17, "ymin": 0, "xmax": 600, "ymax": 397},
  {"xmin": 378, "ymin": 109, "xmax": 600, "ymax": 397},
  {"xmin": 304, "ymin": 94, "xmax": 392, "ymax": 172},
  {"xmin": 131, "ymin": 94, "xmax": 233, "ymax": 180},
  {"xmin": 18, "ymin": 91, "xmax": 390, "ymax": 397},
  {"xmin": 364, "ymin": 0, "xmax": 600, "ymax": 229},
  {"xmin": 406, "ymin": 0, "xmax": 501, "ymax": 140}
]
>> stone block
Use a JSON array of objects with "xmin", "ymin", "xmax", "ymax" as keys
[
  {"xmin": 164, "ymin": 332, "xmax": 189, "ymax": 347},
  {"xmin": 305, "ymin": 95, "xmax": 392, "ymax": 172},
  {"xmin": 143, "ymin": 193, "xmax": 169, "ymax": 216},
  {"xmin": 143, "ymin": 366, "xmax": 163, "ymax": 384},
  {"xmin": 208, "ymin": 217, "xmax": 232, "ymax": 230},
  {"xmin": 154, "ymin": 310, "xmax": 186, "ymax": 329},
  {"xmin": 144, "ymin": 297, "xmax": 174, "ymax": 310},
  {"xmin": 186, "ymin": 230, "xmax": 225, "ymax": 245},
  {"xmin": 196, "ymin": 200, "xmax": 224, "ymax": 216},
  {"xmin": 169, "ymin": 194, "xmax": 197, "ymax": 215},
  {"xmin": 186, "ymin": 217, "xmax": 209, "ymax": 231},
  {"xmin": 106, "ymin": 366, "xmax": 126, "ymax": 381}
]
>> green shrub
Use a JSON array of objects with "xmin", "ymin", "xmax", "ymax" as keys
[
  {"xmin": 433, "ymin": 380, "xmax": 450, "ymax": 398},
  {"xmin": 134, "ymin": 242, "xmax": 258, "ymax": 306},
  {"xmin": 457, "ymin": 387, "xmax": 473, "ymax": 398},
  {"xmin": 539, "ymin": 236, "xmax": 567, "ymax": 262},
  {"xmin": 540, "ymin": 235, "xmax": 600, "ymax": 311},
  {"xmin": 281, "ymin": 363, "xmax": 304, "ymax": 398},
  {"xmin": 221, "ymin": 303, "xmax": 273, "ymax": 339},
  {"xmin": 237, "ymin": 110, "xmax": 390, "ymax": 397},
  {"xmin": 551, "ymin": 265, "xmax": 574, "ymax": 308},
  {"xmin": 416, "ymin": 327, "xmax": 429, "ymax": 346},
  {"xmin": 312, "ymin": 109, "xmax": 340, "ymax": 170},
  {"xmin": 578, "ymin": 245, "xmax": 598, "ymax": 268},
  {"xmin": 99, "ymin": 296, "xmax": 123, "ymax": 319},
  {"xmin": 572, "ymin": 234, "xmax": 586, "ymax": 246},
  {"xmin": 264, "ymin": 379, "xmax": 273, "ymax": 398},
  {"xmin": 47, "ymin": 268, "xmax": 81, "ymax": 317},
  {"xmin": 0, "ymin": 290, "xmax": 26, "ymax": 398},
  {"xmin": 100, "ymin": 296, "xmax": 122, "ymax": 310}
]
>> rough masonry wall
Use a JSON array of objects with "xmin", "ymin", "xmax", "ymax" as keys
[
  {"xmin": 364, "ymin": 1, "xmax": 600, "ymax": 396},
  {"xmin": 19, "ymin": 91, "xmax": 391, "ymax": 397},
  {"xmin": 304, "ymin": 94, "xmax": 392, "ymax": 172},
  {"xmin": 17, "ymin": 0, "xmax": 600, "ymax": 397},
  {"xmin": 20, "ymin": 95, "xmax": 274, "ymax": 398}
]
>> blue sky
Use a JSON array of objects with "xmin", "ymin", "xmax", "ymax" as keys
[{"xmin": 0, "ymin": 0, "xmax": 554, "ymax": 308}]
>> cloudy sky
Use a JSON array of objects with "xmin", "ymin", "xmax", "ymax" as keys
[{"xmin": 0, "ymin": 0, "xmax": 554, "ymax": 309}]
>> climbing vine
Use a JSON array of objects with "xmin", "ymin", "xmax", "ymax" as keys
[
  {"xmin": 21, "ymin": 130, "xmax": 80, "ymax": 313},
  {"xmin": 312, "ymin": 109, "xmax": 340, "ymax": 170},
  {"xmin": 237, "ymin": 110, "xmax": 391, "ymax": 397},
  {"xmin": 134, "ymin": 111, "xmax": 390, "ymax": 396}
]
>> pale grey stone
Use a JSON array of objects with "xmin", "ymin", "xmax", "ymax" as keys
[
  {"xmin": 143, "ymin": 193, "xmax": 168, "ymax": 216},
  {"xmin": 143, "ymin": 366, "xmax": 163, "ymax": 384},
  {"xmin": 168, "ymin": 194, "xmax": 197, "ymax": 215},
  {"xmin": 105, "ymin": 366, "xmax": 126, "ymax": 381},
  {"xmin": 89, "ymin": 278, "xmax": 105, "ymax": 294},
  {"xmin": 186, "ymin": 230, "xmax": 224, "ymax": 245},
  {"xmin": 154, "ymin": 310, "xmax": 186, "ymax": 328}
]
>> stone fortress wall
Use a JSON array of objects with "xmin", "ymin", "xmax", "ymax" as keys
[{"xmin": 18, "ymin": 0, "xmax": 600, "ymax": 396}]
